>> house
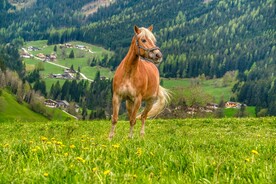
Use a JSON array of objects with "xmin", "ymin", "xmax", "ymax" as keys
[
  {"xmin": 65, "ymin": 43, "xmax": 73, "ymax": 48},
  {"xmin": 225, "ymin": 101, "xmax": 242, "ymax": 109},
  {"xmin": 56, "ymin": 100, "xmax": 69, "ymax": 109},
  {"xmin": 50, "ymin": 54, "xmax": 57, "ymax": 61},
  {"xmin": 27, "ymin": 46, "xmax": 40, "ymax": 51},
  {"xmin": 44, "ymin": 99, "xmax": 58, "ymax": 108},
  {"xmin": 75, "ymin": 45, "xmax": 86, "ymax": 50},
  {"xmin": 64, "ymin": 68, "xmax": 76, "ymax": 74},
  {"xmin": 206, "ymin": 103, "xmax": 219, "ymax": 110},
  {"xmin": 36, "ymin": 53, "xmax": 46, "ymax": 59}
]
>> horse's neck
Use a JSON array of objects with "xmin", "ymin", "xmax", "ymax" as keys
[{"xmin": 123, "ymin": 42, "xmax": 139, "ymax": 73}]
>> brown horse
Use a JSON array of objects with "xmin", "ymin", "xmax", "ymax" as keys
[{"xmin": 109, "ymin": 25, "xmax": 170, "ymax": 139}]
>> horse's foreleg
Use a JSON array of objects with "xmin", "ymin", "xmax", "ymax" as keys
[
  {"xmin": 129, "ymin": 96, "xmax": 142, "ymax": 138},
  {"xmin": 109, "ymin": 94, "xmax": 120, "ymax": 139},
  {"xmin": 140, "ymin": 100, "xmax": 154, "ymax": 137}
]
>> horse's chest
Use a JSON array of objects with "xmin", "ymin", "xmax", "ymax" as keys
[{"xmin": 118, "ymin": 80, "xmax": 137, "ymax": 98}]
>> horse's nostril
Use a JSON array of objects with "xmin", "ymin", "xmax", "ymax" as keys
[{"xmin": 156, "ymin": 52, "xmax": 162, "ymax": 58}]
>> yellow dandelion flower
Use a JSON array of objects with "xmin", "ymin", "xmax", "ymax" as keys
[
  {"xmin": 92, "ymin": 167, "xmax": 98, "ymax": 172},
  {"xmin": 44, "ymin": 173, "xmax": 49, "ymax": 177},
  {"xmin": 136, "ymin": 148, "xmax": 142, "ymax": 156},
  {"xmin": 64, "ymin": 152, "xmax": 69, "ymax": 157},
  {"xmin": 31, "ymin": 148, "xmax": 37, "ymax": 152},
  {"xmin": 112, "ymin": 144, "xmax": 120, "ymax": 149},
  {"xmin": 56, "ymin": 141, "xmax": 63, "ymax": 146},
  {"xmin": 70, "ymin": 144, "xmax": 76, "ymax": 149},
  {"xmin": 251, "ymin": 150, "xmax": 259, "ymax": 155},
  {"xmin": 104, "ymin": 170, "xmax": 111, "ymax": 175},
  {"xmin": 245, "ymin": 158, "xmax": 250, "ymax": 162},
  {"xmin": 76, "ymin": 157, "xmax": 85, "ymax": 163},
  {"xmin": 40, "ymin": 136, "xmax": 48, "ymax": 142}
]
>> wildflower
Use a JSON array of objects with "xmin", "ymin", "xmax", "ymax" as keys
[
  {"xmin": 92, "ymin": 167, "xmax": 98, "ymax": 172},
  {"xmin": 245, "ymin": 158, "xmax": 250, "ymax": 162},
  {"xmin": 112, "ymin": 144, "xmax": 120, "ymax": 149},
  {"xmin": 56, "ymin": 141, "xmax": 63, "ymax": 146},
  {"xmin": 44, "ymin": 173, "xmax": 49, "ymax": 177},
  {"xmin": 31, "ymin": 148, "xmax": 37, "ymax": 152},
  {"xmin": 40, "ymin": 136, "xmax": 48, "ymax": 142},
  {"xmin": 70, "ymin": 144, "xmax": 76, "ymax": 149},
  {"xmin": 104, "ymin": 170, "xmax": 111, "ymax": 175},
  {"xmin": 251, "ymin": 150, "xmax": 259, "ymax": 155},
  {"xmin": 76, "ymin": 157, "xmax": 85, "ymax": 163},
  {"xmin": 136, "ymin": 148, "xmax": 142, "ymax": 156},
  {"xmin": 64, "ymin": 152, "xmax": 69, "ymax": 157}
]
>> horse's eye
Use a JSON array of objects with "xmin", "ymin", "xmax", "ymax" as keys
[{"xmin": 141, "ymin": 39, "xmax": 147, "ymax": 43}]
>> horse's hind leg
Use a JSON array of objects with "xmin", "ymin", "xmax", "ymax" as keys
[
  {"xmin": 140, "ymin": 99, "xmax": 154, "ymax": 137},
  {"xmin": 109, "ymin": 94, "xmax": 120, "ymax": 139}
]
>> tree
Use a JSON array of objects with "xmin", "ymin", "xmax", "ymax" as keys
[
  {"xmin": 69, "ymin": 50, "xmax": 75, "ymax": 59},
  {"xmin": 53, "ymin": 45, "xmax": 57, "ymax": 52}
]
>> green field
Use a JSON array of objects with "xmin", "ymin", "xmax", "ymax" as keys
[
  {"xmin": 0, "ymin": 118, "xmax": 275, "ymax": 183},
  {"xmin": 23, "ymin": 40, "xmax": 114, "ymax": 90},
  {"xmin": 163, "ymin": 78, "xmax": 234, "ymax": 104},
  {"xmin": 0, "ymin": 90, "xmax": 75, "ymax": 122},
  {"xmin": 0, "ymin": 90, "xmax": 48, "ymax": 122}
]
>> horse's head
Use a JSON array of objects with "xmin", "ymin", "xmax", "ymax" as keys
[{"xmin": 134, "ymin": 25, "xmax": 162, "ymax": 64}]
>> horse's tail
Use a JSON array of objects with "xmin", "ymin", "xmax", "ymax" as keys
[{"xmin": 137, "ymin": 86, "xmax": 171, "ymax": 119}]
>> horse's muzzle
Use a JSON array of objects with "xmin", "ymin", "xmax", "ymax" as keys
[{"xmin": 149, "ymin": 50, "xmax": 163, "ymax": 64}]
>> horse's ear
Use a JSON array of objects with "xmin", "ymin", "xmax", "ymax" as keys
[
  {"xmin": 148, "ymin": 25, "xmax": 153, "ymax": 32},
  {"xmin": 134, "ymin": 25, "xmax": 141, "ymax": 34}
]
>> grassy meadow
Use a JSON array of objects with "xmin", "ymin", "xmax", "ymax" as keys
[
  {"xmin": 0, "ymin": 90, "xmax": 74, "ymax": 122},
  {"xmin": 0, "ymin": 118, "xmax": 275, "ymax": 183}
]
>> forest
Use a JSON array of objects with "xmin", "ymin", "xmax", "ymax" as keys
[{"xmin": 0, "ymin": 0, "xmax": 275, "ymax": 116}]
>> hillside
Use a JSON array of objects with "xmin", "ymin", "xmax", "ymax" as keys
[
  {"xmin": 0, "ymin": 89, "xmax": 48, "ymax": 122},
  {"xmin": 0, "ymin": 89, "xmax": 75, "ymax": 122}
]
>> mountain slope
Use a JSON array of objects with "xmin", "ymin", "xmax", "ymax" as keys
[{"xmin": 0, "ymin": 90, "xmax": 48, "ymax": 122}]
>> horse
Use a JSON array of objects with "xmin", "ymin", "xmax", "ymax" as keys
[{"xmin": 109, "ymin": 25, "xmax": 170, "ymax": 139}]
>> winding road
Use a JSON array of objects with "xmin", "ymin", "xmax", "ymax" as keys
[{"xmin": 22, "ymin": 48, "xmax": 94, "ymax": 82}]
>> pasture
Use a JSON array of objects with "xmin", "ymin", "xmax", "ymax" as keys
[{"xmin": 0, "ymin": 118, "xmax": 275, "ymax": 183}]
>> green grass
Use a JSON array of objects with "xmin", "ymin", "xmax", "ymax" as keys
[
  {"xmin": 0, "ymin": 90, "xmax": 75, "ymax": 122},
  {"xmin": 224, "ymin": 106, "xmax": 256, "ymax": 117},
  {"xmin": 0, "ymin": 90, "xmax": 48, "ymax": 122},
  {"xmin": 163, "ymin": 78, "xmax": 233, "ymax": 103},
  {"xmin": 0, "ymin": 118, "xmax": 275, "ymax": 183}
]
